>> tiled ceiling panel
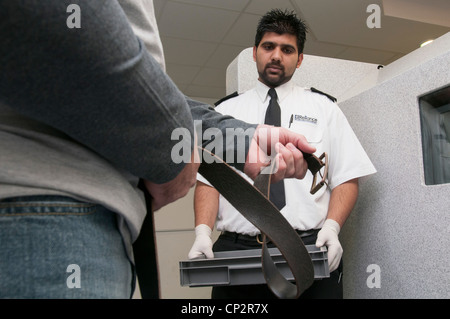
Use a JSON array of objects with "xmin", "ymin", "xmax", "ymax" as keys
[
  {"xmin": 244, "ymin": 0, "xmax": 295, "ymax": 15},
  {"xmin": 158, "ymin": 1, "xmax": 240, "ymax": 42},
  {"xmin": 293, "ymin": 0, "xmax": 449, "ymax": 52},
  {"xmin": 153, "ymin": 0, "xmax": 450, "ymax": 101},
  {"xmin": 172, "ymin": 0, "xmax": 250, "ymax": 11},
  {"xmin": 382, "ymin": 0, "xmax": 450, "ymax": 27},
  {"xmin": 162, "ymin": 37, "xmax": 218, "ymax": 66},
  {"xmin": 222, "ymin": 13, "xmax": 261, "ymax": 46}
]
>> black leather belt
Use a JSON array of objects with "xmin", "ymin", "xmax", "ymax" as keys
[
  {"xmin": 197, "ymin": 148, "xmax": 327, "ymax": 299},
  {"xmin": 133, "ymin": 147, "xmax": 327, "ymax": 299}
]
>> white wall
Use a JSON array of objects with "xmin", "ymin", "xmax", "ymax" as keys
[{"xmin": 339, "ymin": 32, "xmax": 450, "ymax": 298}]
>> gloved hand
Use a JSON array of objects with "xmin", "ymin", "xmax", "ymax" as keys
[
  {"xmin": 316, "ymin": 219, "xmax": 342, "ymax": 272},
  {"xmin": 188, "ymin": 224, "xmax": 214, "ymax": 259}
]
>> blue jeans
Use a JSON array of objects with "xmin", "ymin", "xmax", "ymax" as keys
[{"xmin": 0, "ymin": 196, "xmax": 135, "ymax": 298}]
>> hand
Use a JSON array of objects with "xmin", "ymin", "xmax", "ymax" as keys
[
  {"xmin": 188, "ymin": 224, "xmax": 214, "ymax": 259},
  {"xmin": 244, "ymin": 124, "xmax": 316, "ymax": 183},
  {"xmin": 144, "ymin": 145, "xmax": 200, "ymax": 211},
  {"xmin": 316, "ymin": 219, "xmax": 342, "ymax": 272}
]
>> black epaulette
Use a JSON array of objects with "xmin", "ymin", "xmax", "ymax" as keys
[
  {"xmin": 214, "ymin": 91, "xmax": 239, "ymax": 106},
  {"xmin": 310, "ymin": 87, "xmax": 337, "ymax": 103}
]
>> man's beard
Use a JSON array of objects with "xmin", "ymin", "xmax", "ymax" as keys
[{"xmin": 259, "ymin": 62, "xmax": 292, "ymax": 87}]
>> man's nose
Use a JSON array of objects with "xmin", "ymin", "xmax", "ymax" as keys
[{"xmin": 270, "ymin": 47, "xmax": 282, "ymax": 62}]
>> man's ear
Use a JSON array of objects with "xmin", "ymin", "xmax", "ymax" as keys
[
  {"xmin": 253, "ymin": 46, "xmax": 257, "ymax": 62},
  {"xmin": 297, "ymin": 53, "xmax": 303, "ymax": 68}
]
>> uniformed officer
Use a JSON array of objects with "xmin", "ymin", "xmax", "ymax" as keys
[{"xmin": 188, "ymin": 9, "xmax": 376, "ymax": 299}]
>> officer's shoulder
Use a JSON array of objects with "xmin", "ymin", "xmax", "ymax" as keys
[
  {"xmin": 308, "ymin": 87, "xmax": 337, "ymax": 103},
  {"xmin": 214, "ymin": 91, "xmax": 240, "ymax": 107}
]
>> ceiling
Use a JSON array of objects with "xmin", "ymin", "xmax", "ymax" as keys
[{"xmin": 153, "ymin": 0, "xmax": 450, "ymax": 102}]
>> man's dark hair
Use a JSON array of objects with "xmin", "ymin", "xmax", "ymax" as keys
[{"xmin": 254, "ymin": 9, "xmax": 308, "ymax": 54}]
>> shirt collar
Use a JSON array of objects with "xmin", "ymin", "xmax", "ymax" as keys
[{"xmin": 255, "ymin": 80, "xmax": 294, "ymax": 103}]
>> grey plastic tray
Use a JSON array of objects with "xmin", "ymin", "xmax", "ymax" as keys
[{"xmin": 180, "ymin": 245, "xmax": 329, "ymax": 287}]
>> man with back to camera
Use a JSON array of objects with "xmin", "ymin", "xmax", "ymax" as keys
[
  {"xmin": 0, "ymin": 1, "xmax": 318, "ymax": 299},
  {"xmin": 188, "ymin": 9, "xmax": 377, "ymax": 299}
]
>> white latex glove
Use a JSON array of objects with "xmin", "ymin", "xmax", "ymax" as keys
[
  {"xmin": 316, "ymin": 219, "xmax": 343, "ymax": 272},
  {"xmin": 188, "ymin": 224, "xmax": 214, "ymax": 259}
]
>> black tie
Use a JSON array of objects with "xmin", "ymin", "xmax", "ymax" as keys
[{"xmin": 264, "ymin": 88, "xmax": 286, "ymax": 210}]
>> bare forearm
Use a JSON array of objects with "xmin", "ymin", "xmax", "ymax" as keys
[
  {"xmin": 326, "ymin": 178, "xmax": 359, "ymax": 228},
  {"xmin": 194, "ymin": 181, "xmax": 219, "ymax": 229}
]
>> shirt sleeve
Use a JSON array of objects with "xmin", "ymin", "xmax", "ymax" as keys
[
  {"xmin": 326, "ymin": 103, "xmax": 377, "ymax": 189},
  {"xmin": 0, "ymin": 0, "xmax": 256, "ymax": 184},
  {"xmin": 186, "ymin": 97, "xmax": 257, "ymax": 173},
  {"xmin": 0, "ymin": 0, "xmax": 194, "ymax": 184}
]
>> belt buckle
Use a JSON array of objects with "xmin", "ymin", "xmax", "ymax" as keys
[
  {"xmin": 256, "ymin": 234, "xmax": 264, "ymax": 244},
  {"xmin": 308, "ymin": 152, "xmax": 328, "ymax": 194}
]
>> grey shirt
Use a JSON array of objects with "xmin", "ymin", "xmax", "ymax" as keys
[{"xmin": 0, "ymin": 0, "xmax": 255, "ymax": 259}]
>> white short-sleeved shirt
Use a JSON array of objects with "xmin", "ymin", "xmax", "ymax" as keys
[{"xmin": 198, "ymin": 80, "xmax": 376, "ymax": 236}]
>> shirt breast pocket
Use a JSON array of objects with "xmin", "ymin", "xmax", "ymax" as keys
[{"xmin": 290, "ymin": 122, "xmax": 323, "ymax": 145}]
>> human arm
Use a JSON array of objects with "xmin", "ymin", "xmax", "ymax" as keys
[
  {"xmin": 187, "ymin": 181, "xmax": 220, "ymax": 259},
  {"xmin": 118, "ymin": 0, "xmax": 317, "ymax": 184},
  {"xmin": 0, "ymin": 0, "xmax": 207, "ymax": 212},
  {"xmin": 326, "ymin": 178, "xmax": 359, "ymax": 228},
  {"xmin": 316, "ymin": 178, "xmax": 359, "ymax": 272},
  {"xmin": 145, "ymin": 144, "xmax": 200, "ymax": 211},
  {"xmin": 118, "ymin": 0, "xmax": 316, "ymax": 208},
  {"xmin": 0, "ymin": 0, "xmax": 193, "ymax": 185}
]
